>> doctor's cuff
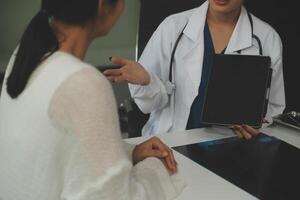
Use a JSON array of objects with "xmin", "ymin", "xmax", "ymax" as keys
[
  {"xmin": 129, "ymin": 72, "xmax": 166, "ymax": 99},
  {"xmin": 148, "ymin": 72, "xmax": 176, "ymax": 96}
]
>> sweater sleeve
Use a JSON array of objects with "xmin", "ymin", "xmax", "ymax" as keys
[{"xmin": 48, "ymin": 67, "xmax": 184, "ymax": 200}]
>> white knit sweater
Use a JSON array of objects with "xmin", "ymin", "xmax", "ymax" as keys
[{"xmin": 0, "ymin": 51, "xmax": 184, "ymax": 200}]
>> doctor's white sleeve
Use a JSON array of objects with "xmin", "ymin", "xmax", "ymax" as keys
[
  {"xmin": 48, "ymin": 67, "xmax": 185, "ymax": 200},
  {"xmin": 129, "ymin": 18, "xmax": 175, "ymax": 114},
  {"xmin": 264, "ymin": 30, "xmax": 286, "ymax": 124}
]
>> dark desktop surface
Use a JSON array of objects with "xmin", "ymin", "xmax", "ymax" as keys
[{"xmin": 173, "ymin": 134, "xmax": 300, "ymax": 200}]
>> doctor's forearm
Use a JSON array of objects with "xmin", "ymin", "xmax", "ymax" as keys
[{"xmin": 129, "ymin": 73, "xmax": 169, "ymax": 113}]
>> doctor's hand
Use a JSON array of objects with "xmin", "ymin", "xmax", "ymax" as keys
[
  {"xmin": 103, "ymin": 57, "xmax": 151, "ymax": 86},
  {"xmin": 132, "ymin": 137, "xmax": 178, "ymax": 174},
  {"xmin": 231, "ymin": 125, "xmax": 260, "ymax": 140}
]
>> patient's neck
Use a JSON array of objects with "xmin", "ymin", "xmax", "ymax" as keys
[{"xmin": 53, "ymin": 20, "xmax": 94, "ymax": 60}]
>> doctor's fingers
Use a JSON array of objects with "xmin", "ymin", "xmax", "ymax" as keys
[
  {"xmin": 104, "ymin": 70, "xmax": 131, "ymax": 83},
  {"xmin": 234, "ymin": 126, "xmax": 252, "ymax": 140},
  {"xmin": 103, "ymin": 69, "xmax": 122, "ymax": 76},
  {"xmin": 232, "ymin": 129, "xmax": 243, "ymax": 139},
  {"xmin": 108, "ymin": 75, "xmax": 130, "ymax": 83},
  {"xmin": 104, "ymin": 68, "xmax": 138, "ymax": 83},
  {"xmin": 242, "ymin": 125, "xmax": 260, "ymax": 136},
  {"xmin": 110, "ymin": 56, "xmax": 130, "ymax": 66}
]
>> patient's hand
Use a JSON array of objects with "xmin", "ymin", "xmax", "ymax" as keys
[
  {"xmin": 231, "ymin": 125, "xmax": 260, "ymax": 140},
  {"xmin": 132, "ymin": 137, "xmax": 177, "ymax": 174}
]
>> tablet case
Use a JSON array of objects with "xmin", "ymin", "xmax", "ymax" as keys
[{"xmin": 202, "ymin": 54, "xmax": 272, "ymax": 128}]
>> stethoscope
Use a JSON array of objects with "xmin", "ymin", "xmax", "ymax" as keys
[{"xmin": 165, "ymin": 11, "xmax": 263, "ymax": 95}]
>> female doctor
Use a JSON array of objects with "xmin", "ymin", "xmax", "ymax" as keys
[{"xmin": 104, "ymin": 0, "xmax": 285, "ymax": 139}]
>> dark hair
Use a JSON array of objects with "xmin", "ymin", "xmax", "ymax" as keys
[{"xmin": 7, "ymin": 0, "xmax": 118, "ymax": 98}]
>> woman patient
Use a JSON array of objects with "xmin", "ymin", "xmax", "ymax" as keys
[{"xmin": 0, "ymin": 0, "xmax": 183, "ymax": 199}]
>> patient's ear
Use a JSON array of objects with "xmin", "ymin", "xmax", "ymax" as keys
[{"xmin": 97, "ymin": 0, "xmax": 113, "ymax": 18}]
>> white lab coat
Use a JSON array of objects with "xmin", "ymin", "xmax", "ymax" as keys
[{"xmin": 129, "ymin": 1, "xmax": 285, "ymax": 136}]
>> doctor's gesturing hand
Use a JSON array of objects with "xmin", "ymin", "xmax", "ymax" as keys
[{"xmin": 104, "ymin": 56, "xmax": 150, "ymax": 85}]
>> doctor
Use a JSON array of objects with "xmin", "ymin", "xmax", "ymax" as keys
[{"xmin": 104, "ymin": 0, "xmax": 285, "ymax": 138}]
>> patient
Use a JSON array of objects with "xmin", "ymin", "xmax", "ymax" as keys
[{"xmin": 0, "ymin": 0, "xmax": 184, "ymax": 199}]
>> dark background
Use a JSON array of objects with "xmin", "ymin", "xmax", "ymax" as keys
[{"xmin": 138, "ymin": 0, "xmax": 299, "ymax": 113}]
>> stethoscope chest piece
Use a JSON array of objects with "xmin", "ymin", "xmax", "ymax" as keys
[{"xmin": 164, "ymin": 81, "xmax": 176, "ymax": 95}]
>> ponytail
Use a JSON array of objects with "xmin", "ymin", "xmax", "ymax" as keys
[{"xmin": 7, "ymin": 10, "xmax": 58, "ymax": 98}]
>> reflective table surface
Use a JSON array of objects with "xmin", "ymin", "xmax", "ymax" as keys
[{"xmin": 173, "ymin": 134, "xmax": 300, "ymax": 200}]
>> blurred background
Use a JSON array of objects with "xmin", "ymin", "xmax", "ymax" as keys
[
  {"xmin": 0, "ymin": 0, "xmax": 140, "ymax": 105},
  {"xmin": 0, "ymin": 0, "xmax": 298, "ymax": 136}
]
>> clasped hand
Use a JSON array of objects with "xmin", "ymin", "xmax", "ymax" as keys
[{"xmin": 132, "ymin": 137, "xmax": 178, "ymax": 174}]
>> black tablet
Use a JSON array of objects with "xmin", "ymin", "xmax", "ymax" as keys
[{"xmin": 202, "ymin": 54, "xmax": 272, "ymax": 128}]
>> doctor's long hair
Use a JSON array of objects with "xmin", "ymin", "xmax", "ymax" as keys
[{"xmin": 6, "ymin": 0, "xmax": 117, "ymax": 98}]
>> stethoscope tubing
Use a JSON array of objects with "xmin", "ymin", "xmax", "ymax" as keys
[{"xmin": 168, "ymin": 11, "xmax": 263, "ymax": 83}]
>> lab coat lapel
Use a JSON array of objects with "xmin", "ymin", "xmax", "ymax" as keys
[
  {"xmin": 176, "ymin": 2, "xmax": 209, "ymax": 96},
  {"xmin": 225, "ymin": 7, "xmax": 252, "ymax": 54}
]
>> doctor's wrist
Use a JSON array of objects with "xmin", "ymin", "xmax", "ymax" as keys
[
  {"xmin": 140, "ymin": 71, "xmax": 150, "ymax": 86},
  {"xmin": 129, "ymin": 62, "xmax": 150, "ymax": 86},
  {"xmin": 137, "ymin": 64, "xmax": 150, "ymax": 86}
]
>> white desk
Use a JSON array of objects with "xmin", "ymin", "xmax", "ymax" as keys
[{"xmin": 125, "ymin": 124, "xmax": 300, "ymax": 200}]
